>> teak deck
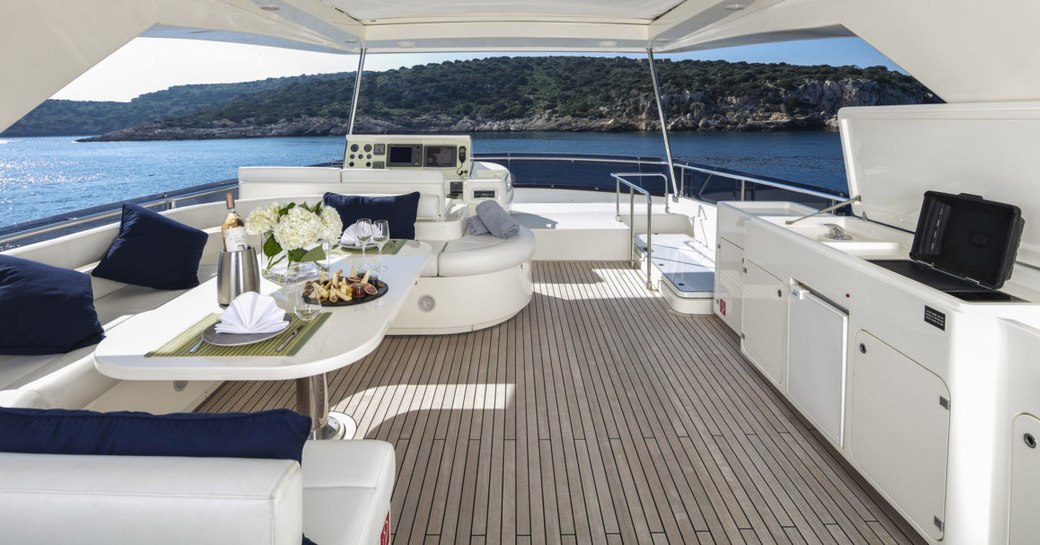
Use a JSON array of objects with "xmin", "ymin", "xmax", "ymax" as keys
[{"xmin": 199, "ymin": 261, "xmax": 926, "ymax": 545}]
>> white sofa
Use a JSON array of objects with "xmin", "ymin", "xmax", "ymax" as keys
[
  {"xmin": 236, "ymin": 166, "xmax": 535, "ymax": 334},
  {"xmin": 0, "ymin": 439, "xmax": 394, "ymax": 545},
  {"xmin": 0, "ymin": 174, "xmax": 534, "ymax": 411}
]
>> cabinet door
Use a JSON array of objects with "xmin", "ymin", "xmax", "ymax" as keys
[
  {"xmin": 787, "ymin": 287, "xmax": 847, "ymax": 447},
  {"xmin": 714, "ymin": 238, "xmax": 743, "ymax": 333},
  {"xmin": 1009, "ymin": 414, "xmax": 1040, "ymax": 545},
  {"xmin": 741, "ymin": 261, "xmax": 787, "ymax": 388},
  {"xmin": 850, "ymin": 331, "xmax": 950, "ymax": 540}
]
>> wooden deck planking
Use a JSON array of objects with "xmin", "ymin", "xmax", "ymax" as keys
[{"xmin": 197, "ymin": 261, "xmax": 926, "ymax": 545}]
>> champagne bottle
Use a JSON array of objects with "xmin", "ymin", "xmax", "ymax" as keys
[{"xmin": 221, "ymin": 193, "xmax": 248, "ymax": 252}]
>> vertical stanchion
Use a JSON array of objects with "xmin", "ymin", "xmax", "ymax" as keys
[
  {"xmin": 647, "ymin": 49, "xmax": 677, "ymax": 210},
  {"xmin": 347, "ymin": 48, "xmax": 367, "ymax": 136}
]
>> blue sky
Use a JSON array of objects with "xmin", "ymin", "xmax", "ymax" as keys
[{"xmin": 54, "ymin": 37, "xmax": 901, "ymax": 102}]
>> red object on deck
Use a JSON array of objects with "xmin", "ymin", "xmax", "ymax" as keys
[{"xmin": 381, "ymin": 512, "xmax": 391, "ymax": 545}]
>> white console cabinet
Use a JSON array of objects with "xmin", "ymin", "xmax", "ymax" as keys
[
  {"xmin": 740, "ymin": 260, "xmax": 787, "ymax": 388},
  {"xmin": 1009, "ymin": 413, "xmax": 1040, "ymax": 545},
  {"xmin": 714, "ymin": 237, "xmax": 743, "ymax": 332},
  {"xmin": 850, "ymin": 331, "xmax": 950, "ymax": 541}
]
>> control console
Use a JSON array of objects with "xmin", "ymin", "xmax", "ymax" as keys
[{"xmin": 344, "ymin": 135, "xmax": 472, "ymax": 177}]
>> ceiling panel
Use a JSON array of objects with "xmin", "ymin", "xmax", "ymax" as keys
[{"xmin": 327, "ymin": 0, "xmax": 685, "ymax": 23}]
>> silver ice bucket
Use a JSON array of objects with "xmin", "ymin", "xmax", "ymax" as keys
[{"xmin": 217, "ymin": 246, "xmax": 261, "ymax": 306}]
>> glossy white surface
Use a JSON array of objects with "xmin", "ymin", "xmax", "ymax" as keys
[
  {"xmin": 0, "ymin": 453, "xmax": 304, "ymax": 545},
  {"xmin": 787, "ymin": 286, "xmax": 848, "ymax": 447},
  {"xmin": 94, "ymin": 249, "xmax": 430, "ymax": 381},
  {"xmin": 840, "ymin": 103, "xmax": 1040, "ymax": 268}
]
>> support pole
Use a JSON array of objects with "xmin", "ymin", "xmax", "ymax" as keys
[
  {"xmin": 646, "ymin": 49, "xmax": 678, "ymax": 206},
  {"xmin": 347, "ymin": 48, "xmax": 367, "ymax": 135}
]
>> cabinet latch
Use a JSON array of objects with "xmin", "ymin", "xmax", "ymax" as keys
[
  {"xmin": 933, "ymin": 516, "xmax": 944, "ymax": 531},
  {"xmin": 939, "ymin": 396, "xmax": 950, "ymax": 410}
]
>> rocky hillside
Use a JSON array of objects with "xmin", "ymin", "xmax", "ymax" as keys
[{"xmin": 12, "ymin": 57, "xmax": 940, "ymax": 141}]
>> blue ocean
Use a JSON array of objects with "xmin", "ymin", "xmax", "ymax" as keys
[{"xmin": 0, "ymin": 131, "xmax": 846, "ymax": 228}]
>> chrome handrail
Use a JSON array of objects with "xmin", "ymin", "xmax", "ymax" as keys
[
  {"xmin": 476, "ymin": 152, "xmax": 847, "ymax": 203},
  {"xmin": 671, "ymin": 163, "xmax": 845, "ymax": 203},
  {"xmin": 613, "ymin": 173, "xmax": 666, "ymax": 290},
  {"xmin": 1, "ymin": 152, "xmax": 850, "ymax": 250},
  {"xmin": 0, "ymin": 181, "xmax": 236, "ymax": 247}
]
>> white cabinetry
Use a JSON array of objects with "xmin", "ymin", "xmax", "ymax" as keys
[
  {"xmin": 787, "ymin": 285, "xmax": 847, "ymax": 447},
  {"xmin": 1009, "ymin": 413, "xmax": 1040, "ymax": 545},
  {"xmin": 714, "ymin": 238, "xmax": 743, "ymax": 332},
  {"xmin": 850, "ymin": 331, "xmax": 950, "ymax": 541},
  {"xmin": 740, "ymin": 261, "xmax": 787, "ymax": 388}
]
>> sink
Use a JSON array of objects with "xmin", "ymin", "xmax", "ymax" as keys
[{"xmin": 761, "ymin": 215, "xmax": 911, "ymax": 257}]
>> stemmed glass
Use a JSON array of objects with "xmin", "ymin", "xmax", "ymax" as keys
[
  {"xmin": 355, "ymin": 218, "xmax": 373, "ymax": 267},
  {"xmin": 294, "ymin": 282, "xmax": 321, "ymax": 322},
  {"xmin": 372, "ymin": 220, "xmax": 390, "ymax": 271}
]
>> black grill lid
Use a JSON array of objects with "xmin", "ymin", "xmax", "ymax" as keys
[{"xmin": 910, "ymin": 191, "xmax": 1024, "ymax": 289}]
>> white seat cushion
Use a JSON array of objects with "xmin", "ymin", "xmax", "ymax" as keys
[
  {"xmin": 301, "ymin": 440, "xmax": 395, "ymax": 545},
  {"xmin": 0, "ymin": 453, "xmax": 304, "ymax": 545},
  {"xmin": 438, "ymin": 226, "xmax": 536, "ymax": 277},
  {"xmin": 422, "ymin": 241, "xmax": 446, "ymax": 277},
  {"xmin": 0, "ymin": 265, "xmax": 217, "ymax": 402}
]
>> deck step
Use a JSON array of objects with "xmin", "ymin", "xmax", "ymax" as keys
[
  {"xmin": 634, "ymin": 234, "xmax": 715, "ymax": 294},
  {"xmin": 635, "ymin": 233, "xmax": 715, "ymax": 315}
]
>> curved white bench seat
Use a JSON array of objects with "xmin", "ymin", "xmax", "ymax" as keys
[
  {"xmin": 389, "ymin": 227, "xmax": 535, "ymax": 335},
  {"xmin": 0, "ymin": 439, "xmax": 394, "ymax": 545},
  {"xmin": 438, "ymin": 228, "xmax": 536, "ymax": 277}
]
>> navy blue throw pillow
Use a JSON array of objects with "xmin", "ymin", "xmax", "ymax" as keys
[
  {"xmin": 323, "ymin": 192, "xmax": 421, "ymax": 240},
  {"xmin": 0, "ymin": 408, "xmax": 311, "ymax": 463},
  {"xmin": 92, "ymin": 204, "xmax": 208, "ymax": 289},
  {"xmin": 0, "ymin": 255, "xmax": 104, "ymax": 355}
]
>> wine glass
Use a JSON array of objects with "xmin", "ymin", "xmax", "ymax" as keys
[
  {"xmin": 372, "ymin": 220, "xmax": 390, "ymax": 271},
  {"xmin": 355, "ymin": 218, "xmax": 373, "ymax": 266},
  {"xmin": 294, "ymin": 282, "xmax": 321, "ymax": 322}
]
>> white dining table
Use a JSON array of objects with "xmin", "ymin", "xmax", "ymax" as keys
[{"xmin": 94, "ymin": 241, "xmax": 432, "ymax": 439}]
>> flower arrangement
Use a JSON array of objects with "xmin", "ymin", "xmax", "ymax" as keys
[{"xmin": 246, "ymin": 201, "xmax": 342, "ymax": 275}]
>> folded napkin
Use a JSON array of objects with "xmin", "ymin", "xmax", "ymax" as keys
[
  {"xmin": 475, "ymin": 200, "xmax": 520, "ymax": 239},
  {"xmin": 466, "ymin": 215, "xmax": 490, "ymax": 236},
  {"xmin": 339, "ymin": 223, "xmax": 359, "ymax": 246},
  {"xmin": 339, "ymin": 223, "xmax": 374, "ymax": 247},
  {"xmin": 215, "ymin": 292, "xmax": 289, "ymax": 335}
]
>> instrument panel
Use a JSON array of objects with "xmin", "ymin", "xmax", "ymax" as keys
[{"xmin": 344, "ymin": 135, "xmax": 472, "ymax": 176}]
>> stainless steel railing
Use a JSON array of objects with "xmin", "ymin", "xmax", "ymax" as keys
[
  {"xmin": 475, "ymin": 152, "xmax": 848, "ymax": 206},
  {"xmin": 613, "ymin": 173, "xmax": 667, "ymax": 290},
  {"xmin": 672, "ymin": 163, "xmax": 846, "ymax": 205},
  {"xmin": 0, "ymin": 152, "xmax": 849, "ymax": 250},
  {"xmin": 0, "ymin": 180, "xmax": 237, "ymax": 249}
]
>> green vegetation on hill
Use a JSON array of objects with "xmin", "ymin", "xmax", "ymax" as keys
[
  {"xmin": 2, "ymin": 74, "xmax": 340, "ymax": 136},
  {"xmin": 3, "ymin": 56, "xmax": 939, "ymax": 139}
]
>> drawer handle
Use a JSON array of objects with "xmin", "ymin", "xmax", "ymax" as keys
[
  {"xmin": 777, "ymin": 289, "xmax": 783, "ymax": 298},
  {"xmin": 859, "ymin": 343, "xmax": 867, "ymax": 354},
  {"xmin": 1026, "ymin": 433, "xmax": 1037, "ymax": 449}
]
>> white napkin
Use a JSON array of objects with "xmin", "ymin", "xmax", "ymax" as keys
[
  {"xmin": 339, "ymin": 223, "xmax": 373, "ymax": 247},
  {"xmin": 339, "ymin": 223, "xmax": 359, "ymax": 246},
  {"xmin": 215, "ymin": 292, "xmax": 289, "ymax": 335}
]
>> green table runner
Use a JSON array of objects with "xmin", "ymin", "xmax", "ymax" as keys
[
  {"xmin": 146, "ymin": 312, "xmax": 331, "ymax": 358},
  {"xmin": 331, "ymin": 239, "xmax": 406, "ymax": 257}
]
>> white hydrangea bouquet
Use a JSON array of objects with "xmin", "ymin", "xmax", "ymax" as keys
[{"xmin": 246, "ymin": 201, "xmax": 342, "ymax": 278}]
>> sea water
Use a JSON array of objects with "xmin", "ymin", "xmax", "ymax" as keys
[{"xmin": 0, "ymin": 131, "xmax": 846, "ymax": 228}]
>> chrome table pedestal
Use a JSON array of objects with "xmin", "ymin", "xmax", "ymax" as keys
[{"xmin": 297, "ymin": 373, "xmax": 357, "ymax": 440}]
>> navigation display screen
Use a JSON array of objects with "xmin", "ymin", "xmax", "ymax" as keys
[
  {"xmin": 388, "ymin": 144, "xmax": 422, "ymax": 166},
  {"xmin": 424, "ymin": 145, "xmax": 458, "ymax": 168}
]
